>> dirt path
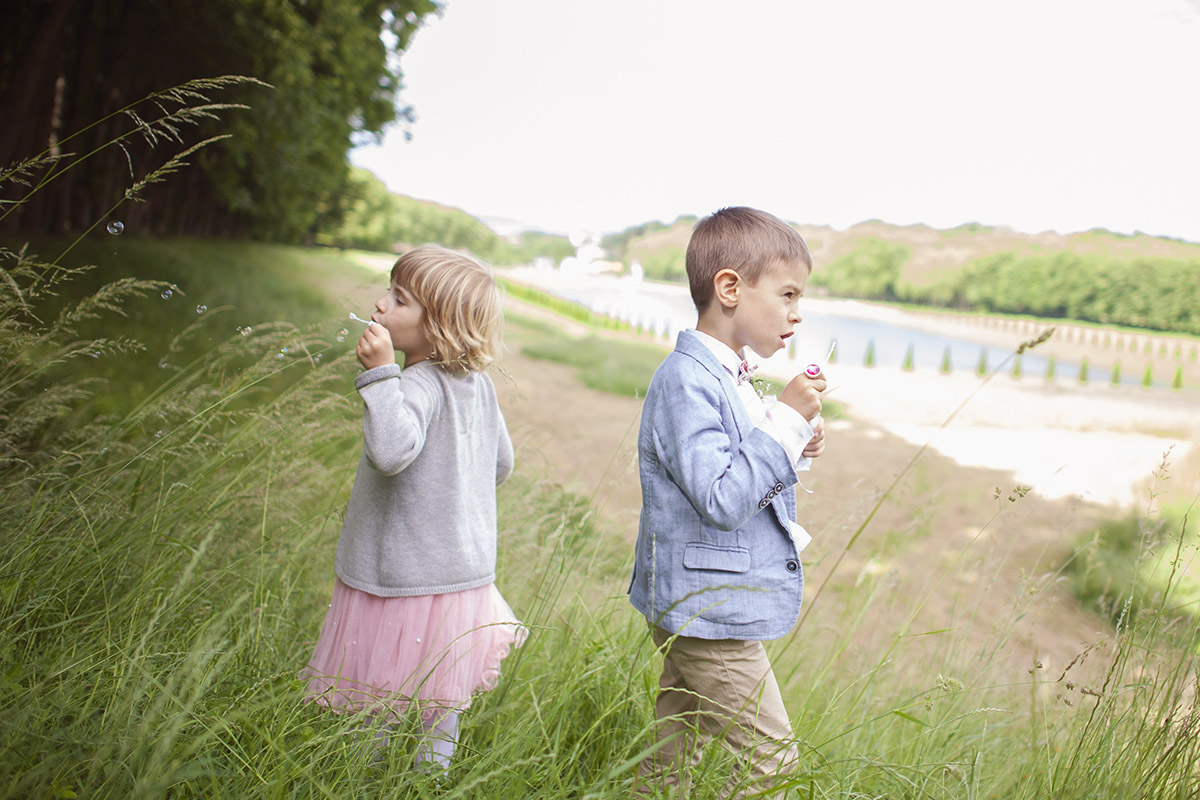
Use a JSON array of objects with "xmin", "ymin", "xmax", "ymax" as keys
[
  {"xmin": 333, "ymin": 255, "xmax": 1165, "ymax": 691},
  {"xmin": 492, "ymin": 296, "xmax": 1131, "ymax": 692}
]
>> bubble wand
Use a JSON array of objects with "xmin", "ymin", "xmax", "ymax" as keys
[
  {"xmin": 805, "ymin": 340, "xmax": 837, "ymax": 378},
  {"xmin": 348, "ymin": 312, "xmax": 376, "ymax": 328}
]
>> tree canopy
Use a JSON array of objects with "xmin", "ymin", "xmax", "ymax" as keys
[
  {"xmin": 609, "ymin": 220, "xmax": 1200, "ymax": 335},
  {"xmin": 0, "ymin": 0, "xmax": 439, "ymax": 241},
  {"xmin": 315, "ymin": 166, "xmax": 577, "ymax": 267},
  {"xmin": 319, "ymin": 167, "xmax": 502, "ymax": 254}
]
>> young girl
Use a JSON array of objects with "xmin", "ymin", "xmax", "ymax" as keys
[{"xmin": 302, "ymin": 244, "xmax": 524, "ymax": 769}]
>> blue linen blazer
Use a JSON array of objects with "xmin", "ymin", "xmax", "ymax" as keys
[{"xmin": 628, "ymin": 330, "xmax": 806, "ymax": 641}]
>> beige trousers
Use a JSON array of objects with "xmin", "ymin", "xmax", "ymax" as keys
[{"xmin": 636, "ymin": 626, "xmax": 799, "ymax": 798}]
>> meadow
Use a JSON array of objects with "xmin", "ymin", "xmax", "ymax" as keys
[{"xmin": 2, "ymin": 234, "xmax": 1198, "ymax": 799}]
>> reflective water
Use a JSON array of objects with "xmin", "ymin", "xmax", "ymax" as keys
[{"xmin": 522, "ymin": 271, "xmax": 1072, "ymax": 379}]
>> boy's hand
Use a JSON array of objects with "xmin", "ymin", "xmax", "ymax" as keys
[
  {"xmin": 356, "ymin": 323, "xmax": 396, "ymax": 370},
  {"xmin": 803, "ymin": 416, "xmax": 825, "ymax": 458},
  {"xmin": 780, "ymin": 371, "xmax": 825, "ymax": 421}
]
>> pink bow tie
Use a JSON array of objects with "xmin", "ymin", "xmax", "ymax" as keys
[{"xmin": 736, "ymin": 359, "xmax": 757, "ymax": 384}]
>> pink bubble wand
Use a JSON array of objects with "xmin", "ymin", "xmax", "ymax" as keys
[{"xmin": 805, "ymin": 340, "xmax": 837, "ymax": 378}]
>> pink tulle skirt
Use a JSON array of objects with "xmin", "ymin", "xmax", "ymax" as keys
[{"xmin": 301, "ymin": 579, "xmax": 527, "ymax": 722}]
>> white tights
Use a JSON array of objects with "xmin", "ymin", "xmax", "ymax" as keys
[
  {"xmin": 361, "ymin": 710, "xmax": 460, "ymax": 772},
  {"xmin": 415, "ymin": 711, "xmax": 460, "ymax": 771}
]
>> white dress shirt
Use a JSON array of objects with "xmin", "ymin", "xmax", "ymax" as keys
[{"xmin": 690, "ymin": 330, "xmax": 818, "ymax": 551}]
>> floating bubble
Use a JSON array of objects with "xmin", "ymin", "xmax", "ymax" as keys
[
  {"xmin": 336, "ymin": 328, "xmax": 349, "ymax": 342},
  {"xmin": 89, "ymin": 350, "xmax": 102, "ymax": 359},
  {"xmin": 195, "ymin": 304, "xmax": 207, "ymax": 314},
  {"xmin": 160, "ymin": 361, "xmax": 170, "ymax": 369},
  {"xmin": 314, "ymin": 353, "xmax": 323, "ymax": 363},
  {"xmin": 154, "ymin": 430, "xmax": 163, "ymax": 438},
  {"xmin": 276, "ymin": 346, "xmax": 290, "ymax": 360},
  {"xmin": 238, "ymin": 326, "xmax": 252, "ymax": 336},
  {"xmin": 106, "ymin": 221, "xmax": 124, "ymax": 235},
  {"xmin": 161, "ymin": 289, "xmax": 172, "ymax": 299}
]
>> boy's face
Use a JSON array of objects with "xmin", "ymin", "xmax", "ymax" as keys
[
  {"xmin": 730, "ymin": 259, "xmax": 809, "ymax": 359},
  {"xmin": 373, "ymin": 276, "xmax": 434, "ymax": 365}
]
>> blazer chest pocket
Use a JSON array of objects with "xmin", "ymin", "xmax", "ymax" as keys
[{"xmin": 683, "ymin": 543, "xmax": 751, "ymax": 573}]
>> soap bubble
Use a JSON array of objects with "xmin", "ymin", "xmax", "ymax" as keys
[
  {"xmin": 195, "ymin": 304, "xmax": 207, "ymax": 314},
  {"xmin": 159, "ymin": 361, "xmax": 170, "ymax": 369},
  {"xmin": 106, "ymin": 221, "xmax": 124, "ymax": 235},
  {"xmin": 314, "ymin": 353, "xmax": 323, "ymax": 363},
  {"xmin": 237, "ymin": 326, "xmax": 252, "ymax": 336},
  {"xmin": 336, "ymin": 328, "xmax": 349, "ymax": 342},
  {"xmin": 154, "ymin": 430, "xmax": 163, "ymax": 438},
  {"xmin": 276, "ymin": 347, "xmax": 290, "ymax": 360},
  {"xmin": 161, "ymin": 289, "xmax": 172, "ymax": 300}
]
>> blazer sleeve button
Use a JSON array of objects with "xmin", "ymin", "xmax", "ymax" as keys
[
  {"xmin": 774, "ymin": 482, "xmax": 785, "ymax": 493},
  {"xmin": 785, "ymin": 560, "xmax": 799, "ymax": 572}
]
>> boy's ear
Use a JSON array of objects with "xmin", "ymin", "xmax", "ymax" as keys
[{"xmin": 712, "ymin": 269, "xmax": 741, "ymax": 308}]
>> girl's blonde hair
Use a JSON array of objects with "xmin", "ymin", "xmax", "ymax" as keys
[{"xmin": 390, "ymin": 244, "xmax": 503, "ymax": 375}]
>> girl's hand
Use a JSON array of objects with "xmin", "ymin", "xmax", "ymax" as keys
[{"xmin": 356, "ymin": 323, "xmax": 395, "ymax": 369}]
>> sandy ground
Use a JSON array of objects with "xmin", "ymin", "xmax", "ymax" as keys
[
  {"xmin": 761, "ymin": 360, "xmax": 1198, "ymax": 508},
  {"xmin": 346, "ymin": 254, "xmax": 1200, "ymax": 691},
  {"xmin": 490, "ymin": 292, "xmax": 1200, "ymax": 695}
]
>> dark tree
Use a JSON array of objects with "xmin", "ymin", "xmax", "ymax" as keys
[{"xmin": 0, "ymin": 0, "xmax": 439, "ymax": 241}]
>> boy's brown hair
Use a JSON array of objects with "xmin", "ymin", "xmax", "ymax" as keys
[{"xmin": 685, "ymin": 206, "xmax": 812, "ymax": 310}]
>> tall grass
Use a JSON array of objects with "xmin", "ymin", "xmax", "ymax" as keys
[
  {"xmin": 0, "ymin": 235, "xmax": 649, "ymax": 797},
  {"xmin": 5, "ymin": 84, "xmax": 1199, "ymax": 798},
  {"xmin": 5, "ymin": 235, "xmax": 1200, "ymax": 798}
]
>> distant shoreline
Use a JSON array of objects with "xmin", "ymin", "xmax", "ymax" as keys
[{"xmin": 499, "ymin": 268, "xmax": 1199, "ymax": 508}]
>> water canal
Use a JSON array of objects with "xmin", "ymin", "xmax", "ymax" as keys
[{"xmin": 503, "ymin": 267, "xmax": 1073, "ymax": 381}]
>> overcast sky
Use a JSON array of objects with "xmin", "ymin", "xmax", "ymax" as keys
[{"xmin": 351, "ymin": 0, "xmax": 1200, "ymax": 242}]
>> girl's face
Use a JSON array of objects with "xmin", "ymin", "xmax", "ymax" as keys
[{"xmin": 373, "ymin": 277, "xmax": 435, "ymax": 366}]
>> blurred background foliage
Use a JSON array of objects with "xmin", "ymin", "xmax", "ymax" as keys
[
  {"xmin": 4, "ymin": 2, "xmax": 1196, "ymax": 336},
  {"xmin": 316, "ymin": 167, "xmax": 575, "ymax": 265},
  {"xmin": 0, "ymin": 1, "xmax": 577, "ymax": 264},
  {"xmin": 603, "ymin": 217, "xmax": 1200, "ymax": 336},
  {"xmin": 0, "ymin": 0, "xmax": 439, "ymax": 241}
]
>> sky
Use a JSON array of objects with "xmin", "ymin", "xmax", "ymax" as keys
[{"xmin": 351, "ymin": 0, "xmax": 1200, "ymax": 242}]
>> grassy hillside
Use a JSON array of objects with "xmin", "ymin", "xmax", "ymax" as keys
[
  {"xmin": 614, "ymin": 217, "xmax": 1200, "ymax": 285},
  {"xmin": 3, "ymin": 235, "xmax": 1198, "ymax": 798},
  {"xmin": 798, "ymin": 220, "xmax": 1200, "ymax": 288},
  {"xmin": 610, "ymin": 218, "xmax": 1200, "ymax": 334},
  {"xmin": 317, "ymin": 167, "xmax": 574, "ymax": 266}
]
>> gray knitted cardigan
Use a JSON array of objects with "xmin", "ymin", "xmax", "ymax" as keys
[{"xmin": 334, "ymin": 361, "xmax": 514, "ymax": 597}]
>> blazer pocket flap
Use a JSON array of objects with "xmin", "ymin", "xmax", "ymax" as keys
[{"xmin": 683, "ymin": 543, "xmax": 751, "ymax": 573}]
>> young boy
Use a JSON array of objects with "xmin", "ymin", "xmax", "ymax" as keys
[{"xmin": 629, "ymin": 206, "xmax": 826, "ymax": 797}]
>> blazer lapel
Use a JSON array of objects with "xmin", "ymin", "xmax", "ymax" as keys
[
  {"xmin": 676, "ymin": 330, "xmax": 798, "ymax": 531},
  {"xmin": 674, "ymin": 331, "xmax": 752, "ymax": 440}
]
